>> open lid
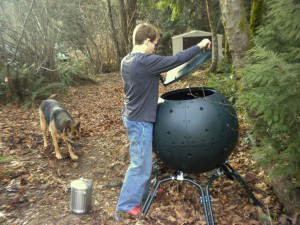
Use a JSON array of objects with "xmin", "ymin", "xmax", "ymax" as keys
[{"xmin": 162, "ymin": 51, "xmax": 212, "ymax": 86}]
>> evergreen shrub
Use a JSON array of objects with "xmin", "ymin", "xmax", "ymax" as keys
[{"xmin": 238, "ymin": 0, "xmax": 300, "ymax": 187}]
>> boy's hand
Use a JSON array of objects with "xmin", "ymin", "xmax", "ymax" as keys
[
  {"xmin": 160, "ymin": 72, "xmax": 166, "ymax": 84},
  {"xmin": 198, "ymin": 39, "xmax": 211, "ymax": 50}
]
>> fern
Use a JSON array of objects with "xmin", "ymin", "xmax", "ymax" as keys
[
  {"xmin": 24, "ymin": 81, "xmax": 64, "ymax": 107},
  {"xmin": 56, "ymin": 59, "xmax": 86, "ymax": 86}
]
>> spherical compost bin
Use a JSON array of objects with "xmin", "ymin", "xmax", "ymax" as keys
[{"xmin": 153, "ymin": 87, "xmax": 239, "ymax": 173}]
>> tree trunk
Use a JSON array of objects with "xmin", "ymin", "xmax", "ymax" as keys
[
  {"xmin": 107, "ymin": 0, "xmax": 121, "ymax": 64},
  {"xmin": 219, "ymin": 0, "xmax": 251, "ymax": 67},
  {"xmin": 206, "ymin": 0, "xmax": 219, "ymax": 73},
  {"xmin": 224, "ymin": 32, "xmax": 232, "ymax": 62},
  {"xmin": 250, "ymin": 0, "xmax": 264, "ymax": 35},
  {"xmin": 125, "ymin": 0, "xmax": 137, "ymax": 51},
  {"xmin": 118, "ymin": 0, "xmax": 137, "ymax": 55},
  {"xmin": 118, "ymin": 0, "xmax": 128, "ymax": 57},
  {"xmin": 44, "ymin": 43, "xmax": 60, "ymax": 82},
  {"xmin": 5, "ymin": 65, "xmax": 14, "ymax": 100}
]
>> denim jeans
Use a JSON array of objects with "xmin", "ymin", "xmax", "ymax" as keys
[{"xmin": 116, "ymin": 116, "xmax": 153, "ymax": 212}]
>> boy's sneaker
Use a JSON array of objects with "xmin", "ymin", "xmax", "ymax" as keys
[{"xmin": 128, "ymin": 206, "xmax": 142, "ymax": 215}]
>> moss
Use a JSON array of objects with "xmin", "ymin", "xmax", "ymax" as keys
[
  {"xmin": 239, "ymin": 14, "xmax": 250, "ymax": 32},
  {"xmin": 239, "ymin": 14, "xmax": 252, "ymax": 49},
  {"xmin": 250, "ymin": 0, "xmax": 264, "ymax": 34},
  {"xmin": 224, "ymin": 32, "xmax": 232, "ymax": 60}
]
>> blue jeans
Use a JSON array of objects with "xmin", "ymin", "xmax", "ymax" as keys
[{"xmin": 116, "ymin": 116, "xmax": 153, "ymax": 212}]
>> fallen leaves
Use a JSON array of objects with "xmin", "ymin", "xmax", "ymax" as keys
[{"xmin": 0, "ymin": 73, "xmax": 284, "ymax": 225}]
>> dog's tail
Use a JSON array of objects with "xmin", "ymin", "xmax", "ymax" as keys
[{"xmin": 48, "ymin": 94, "xmax": 58, "ymax": 99}]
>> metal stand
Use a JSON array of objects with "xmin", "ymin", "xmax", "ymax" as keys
[{"xmin": 142, "ymin": 161, "xmax": 264, "ymax": 225}]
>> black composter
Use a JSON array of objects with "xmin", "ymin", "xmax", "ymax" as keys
[{"xmin": 142, "ymin": 51, "xmax": 263, "ymax": 225}]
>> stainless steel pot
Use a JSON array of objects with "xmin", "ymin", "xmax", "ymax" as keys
[{"xmin": 70, "ymin": 178, "xmax": 93, "ymax": 214}]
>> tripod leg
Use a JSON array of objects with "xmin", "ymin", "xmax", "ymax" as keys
[
  {"xmin": 142, "ymin": 175, "xmax": 213, "ymax": 225},
  {"xmin": 224, "ymin": 162, "xmax": 264, "ymax": 208},
  {"xmin": 142, "ymin": 161, "xmax": 162, "ymax": 214},
  {"xmin": 184, "ymin": 178, "xmax": 212, "ymax": 225},
  {"xmin": 205, "ymin": 174, "xmax": 221, "ymax": 225},
  {"xmin": 142, "ymin": 177, "xmax": 173, "ymax": 215}
]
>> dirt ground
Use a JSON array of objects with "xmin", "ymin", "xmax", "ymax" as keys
[{"xmin": 0, "ymin": 73, "xmax": 283, "ymax": 225}]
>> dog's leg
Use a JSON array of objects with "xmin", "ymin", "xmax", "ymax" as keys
[
  {"xmin": 67, "ymin": 143, "xmax": 78, "ymax": 160},
  {"xmin": 50, "ymin": 131, "xmax": 63, "ymax": 159},
  {"xmin": 39, "ymin": 108, "xmax": 48, "ymax": 148}
]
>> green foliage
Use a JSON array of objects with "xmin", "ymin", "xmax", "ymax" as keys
[
  {"xmin": 207, "ymin": 59, "xmax": 239, "ymax": 104},
  {"xmin": 26, "ymin": 59, "xmax": 88, "ymax": 106},
  {"xmin": 250, "ymin": 0, "xmax": 264, "ymax": 35},
  {"xmin": 56, "ymin": 59, "xmax": 86, "ymax": 86},
  {"xmin": 0, "ymin": 62, "xmax": 36, "ymax": 102},
  {"xmin": 0, "ymin": 58, "xmax": 88, "ymax": 106},
  {"xmin": 138, "ymin": 0, "xmax": 210, "ymax": 55},
  {"xmin": 28, "ymin": 78, "xmax": 64, "ymax": 107},
  {"xmin": 0, "ymin": 156, "xmax": 10, "ymax": 164},
  {"xmin": 0, "ymin": 0, "xmax": 104, "ymax": 104},
  {"xmin": 238, "ymin": 0, "xmax": 300, "ymax": 187},
  {"xmin": 156, "ymin": 0, "xmax": 185, "ymax": 21}
]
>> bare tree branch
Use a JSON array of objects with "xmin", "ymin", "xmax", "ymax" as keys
[{"xmin": 8, "ymin": 0, "xmax": 35, "ymax": 65}]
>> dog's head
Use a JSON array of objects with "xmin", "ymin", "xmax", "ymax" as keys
[{"xmin": 63, "ymin": 122, "xmax": 81, "ymax": 149}]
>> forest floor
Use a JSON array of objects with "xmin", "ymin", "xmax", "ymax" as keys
[{"xmin": 0, "ymin": 72, "xmax": 285, "ymax": 225}]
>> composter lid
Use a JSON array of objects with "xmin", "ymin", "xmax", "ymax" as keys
[{"xmin": 163, "ymin": 51, "xmax": 212, "ymax": 86}]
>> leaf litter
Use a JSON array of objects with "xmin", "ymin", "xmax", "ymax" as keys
[{"xmin": 0, "ymin": 73, "xmax": 283, "ymax": 224}]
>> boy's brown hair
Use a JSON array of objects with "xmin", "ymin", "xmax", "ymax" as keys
[{"xmin": 133, "ymin": 23, "xmax": 160, "ymax": 45}]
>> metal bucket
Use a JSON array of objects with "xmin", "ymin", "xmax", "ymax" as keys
[{"xmin": 70, "ymin": 178, "xmax": 93, "ymax": 214}]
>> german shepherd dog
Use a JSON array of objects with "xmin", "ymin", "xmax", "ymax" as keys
[{"xmin": 39, "ymin": 98, "xmax": 81, "ymax": 160}]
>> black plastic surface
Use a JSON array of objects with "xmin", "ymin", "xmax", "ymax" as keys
[
  {"xmin": 163, "ymin": 51, "xmax": 212, "ymax": 86},
  {"xmin": 153, "ymin": 87, "xmax": 239, "ymax": 173}
]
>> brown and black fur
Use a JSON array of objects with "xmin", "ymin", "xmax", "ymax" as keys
[{"xmin": 39, "ymin": 99, "xmax": 80, "ymax": 160}]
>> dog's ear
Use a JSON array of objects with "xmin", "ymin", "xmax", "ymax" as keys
[
  {"xmin": 75, "ymin": 122, "xmax": 80, "ymax": 130},
  {"xmin": 63, "ymin": 125, "xmax": 71, "ymax": 134}
]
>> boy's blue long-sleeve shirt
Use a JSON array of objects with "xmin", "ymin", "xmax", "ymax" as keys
[{"xmin": 121, "ymin": 45, "xmax": 201, "ymax": 122}]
